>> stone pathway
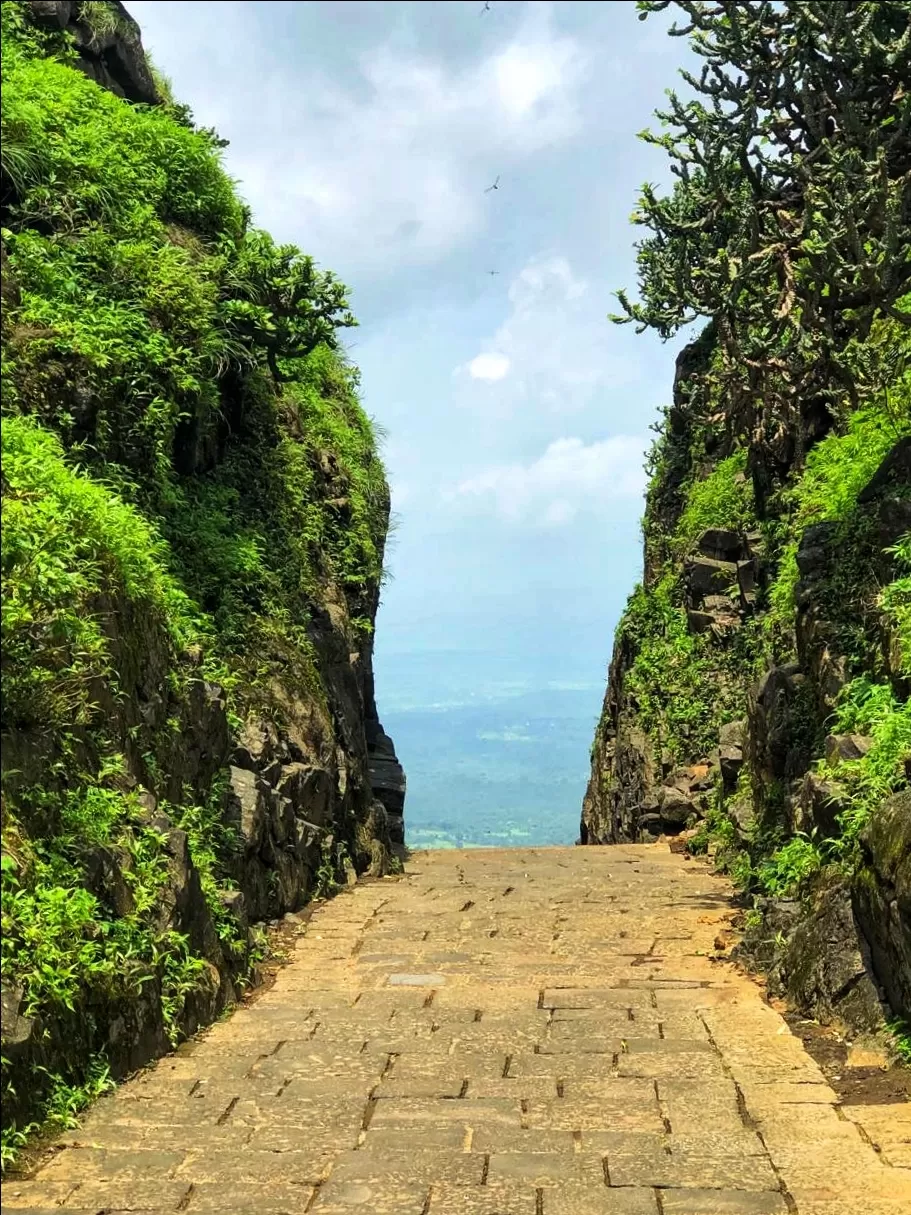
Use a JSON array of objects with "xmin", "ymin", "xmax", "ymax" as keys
[{"xmin": 5, "ymin": 846, "xmax": 910, "ymax": 1215}]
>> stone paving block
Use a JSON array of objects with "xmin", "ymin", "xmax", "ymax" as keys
[
  {"xmin": 174, "ymin": 1149, "xmax": 327, "ymax": 1184},
  {"xmin": 485, "ymin": 1151, "xmax": 604, "ymax": 1186},
  {"xmin": 657, "ymin": 1190, "xmax": 788, "ymax": 1214},
  {"xmin": 1, "ymin": 1179, "xmax": 192, "ymax": 1210},
  {"xmin": 370, "ymin": 1096, "xmax": 522, "ymax": 1130},
  {"xmin": 426, "ymin": 1181, "xmax": 539, "ymax": 1214},
  {"xmin": 1, "ymin": 1181, "xmax": 83, "ymax": 1209},
  {"xmin": 311, "ymin": 1176, "xmax": 430, "ymax": 1212},
  {"xmin": 600, "ymin": 1136, "xmax": 779, "ymax": 1191},
  {"xmin": 616, "ymin": 1049, "xmax": 726, "ymax": 1081},
  {"xmin": 524, "ymin": 1096, "xmax": 665, "ymax": 1134},
  {"xmin": 246, "ymin": 1124, "xmax": 359, "ymax": 1154},
  {"xmin": 360, "ymin": 1125, "xmax": 470, "ymax": 1152},
  {"xmin": 34, "ymin": 1148, "xmax": 184, "ymax": 1184},
  {"xmin": 544, "ymin": 1187, "xmax": 659, "ymax": 1215},
  {"xmin": 183, "ymin": 1182, "xmax": 316, "ymax": 1210},
  {"xmin": 324, "ymin": 1148, "xmax": 484, "ymax": 1186},
  {"xmin": 470, "ymin": 1128, "xmax": 579, "ymax": 1154}
]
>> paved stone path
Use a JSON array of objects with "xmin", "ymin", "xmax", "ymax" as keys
[{"xmin": 5, "ymin": 846, "xmax": 910, "ymax": 1215}]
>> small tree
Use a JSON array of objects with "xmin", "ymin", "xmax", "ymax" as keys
[
  {"xmin": 221, "ymin": 229, "xmax": 357, "ymax": 383},
  {"xmin": 615, "ymin": 1, "xmax": 911, "ymax": 446}
]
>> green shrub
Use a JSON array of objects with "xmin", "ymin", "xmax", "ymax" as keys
[{"xmin": 755, "ymin": 836, "xmax": 823, "ymax": 898}]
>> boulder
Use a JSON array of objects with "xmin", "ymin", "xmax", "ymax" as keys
[
  {"xmin": 686, "ymin": 609, "xmax": 716, "ymax": 635},
  {"xmin": 857, "ymin": 436, "xmax": 911, "ymax": 504},
  {"xmin": 824, "ymin": 734, "xmax": 873, "ymax": 764},
  {"xmin": 224, "ymin": 765, "xmax": 274, "ymax": 852},
  {"xmin": 658, "ymin": 785, "xmax": 697, "ymax": 826},
  {"xmin": 798, "ymin": 773, "xmax": 846, "ymax": 838},
  {"xmin": 737, "ymin": 560, "xmax": 757, "ymax": 609},
  {"xmin": 749, "ymin": 663, "xmax": 813, "ymax": 786},
  {"xmin": 82, "ymin": 844, "xmax": 136, "ymax": 918},
  {"xmin": 795, "ymin": 521, "xmax": 838, "ymax": 579},
  {"xmin": 719, "ymin": 745, "xmax": 743, "ymax": 790},
  {"xmin": 719, "ymin": 720, "xmax": 746, "ymax": 748},
  {"xmin": 744, "ymin": 531, "xmax": 766, "ymax": 561},
  {"xmin": 685, "ymin": 556, "xmax": 739, "ymax": 600},
  {"xmin": 696, "ymin": 528, "xmax": 743, "ymax": 562}
]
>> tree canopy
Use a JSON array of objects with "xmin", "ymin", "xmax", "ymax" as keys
[{"xmin": 616, "ymin": 1, "xmax": 910, "ymax": 446}]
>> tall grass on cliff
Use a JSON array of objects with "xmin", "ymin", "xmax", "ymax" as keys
[{"xmin": 1, "ymin": 0, "xmax": 389, "ymax": 1163}]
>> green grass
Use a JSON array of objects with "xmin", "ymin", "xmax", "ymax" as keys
[
  {"xmin": 764, "ymin": 395, "xmax": 911, "ymax": 658},
  {"xmin": 673, "ymin": 450, "xmax": 755, "ymax": 556}
]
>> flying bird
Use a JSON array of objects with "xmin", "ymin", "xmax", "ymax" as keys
[
  {"xmin": 487, "ymin": 270, "xmax": 499, "ymax": 276},
  {"xmin": 484, "ymin": 175, "xmax": 500, "ymax": 193},
  {"xmin": 480, "ymin": 1, "xmax": 491, "ymax": 12}
]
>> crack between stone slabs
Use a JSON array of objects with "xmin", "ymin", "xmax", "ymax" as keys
[
  {"xmin": 653, "ymin": 1186, "xmax": 666, "ymax": 1215},
  {"xmin": 215, "ymin": 1096, "xmax": 239, "ymax": 1126},
  {"xmin": 535, "ymin": 1186, "xmax": 544, "ymax": 1215},
  {"xmin": 175, "ymin": 1182, "xmax": 195, "ymax": 1211},
  {"xmin": 755, "ymin": 1129, "xmax": 799, "ymax": 1214},
  {"xmin": 305, "ymin": 1176, "xmax": 326, "ymax": 1212},
  {"xmin": 480, "ymin": 1153, "xmax": 490, "ymax": 1185},
  {"xmin": 420, "ymin": 1185, "xmax": 433, "ymax": 1215},
  {"xmin": 845, "ymin": 1113, "xmax": 886, "ymax": 1160},
  {"xmin": 654, "ymin": 1080, "xmax": 673, "ymax": 1135}
]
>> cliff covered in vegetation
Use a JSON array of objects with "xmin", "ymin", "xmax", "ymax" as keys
[
  {"xmin": 583, "ymin": 1, "xmax": 910, "ymax": 1045},
  {"xmin": 0, "ymin": 0, "xmax": 404, "ymax": 1159}
]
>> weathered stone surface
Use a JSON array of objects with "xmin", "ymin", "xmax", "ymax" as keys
[
  {"xmin": 685, "ymin": 556, "xmax": 739, "ymax": 600},
  {"xmin": 824, "ymin": 733, "xmax": 873, "ymax": 764},
  {"xmin": 853, "ymin": 791, "xmax": 911, "ymax": 1023},
  {"xmin": 27, "ymin": 0, "xmax": 161, "ymax": 103},
  {"xmin": 658, "ymin": 785, "xmax": 698, "ymax": 826},
  {"xmin": 748, "ymin": 663, "xmax": 812, "ymax": 790},
  {"xmin": 718, "ymin": 745, "xmax": 743, "ymax": 790},
  {"xmin": 797, "ymin": 773, "xmax": 845, "ymax": 838},
  {"xmin": 696, "ymin": 528, "xmax": 744, "ymax": 562},
  {"xmin": 13, "ymin": 846, "xmax": 908, "ymax": 1215},
  {"xmin": 740, "ymin": 878, "xmax": 885, "ymax": 1034}
]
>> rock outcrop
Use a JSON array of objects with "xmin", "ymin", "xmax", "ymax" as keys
[
  {"xmin": 581, "ymin": 332, "xmax": 911, "ymax": 1039},
  {"xmin": 26, "ymin": 0, "xmax": 161, "ymax": 103}
]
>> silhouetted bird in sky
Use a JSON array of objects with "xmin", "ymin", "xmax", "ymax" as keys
[
  {"xmin": 480, "ymin": 2, "xmax": 491, "ymax": 13},
  {"xmin": 487, "ymin": 270, "xmax": 499, "ymax": 276},
  {"xmin": 485, "ymin": 175, "xmax": 500, "ymax": 193}
]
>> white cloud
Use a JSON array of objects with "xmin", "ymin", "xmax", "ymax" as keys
[
  {"xmin": 450, "ymin": 435, "xmax": 648, "ymax": 527},
  {"xmin": 455, "ymin": 254, "xmax": 640, "ymax": 422},
  {"xmin": 468, "ymin": 353, "xmax": 511, "ymax": 382},
  {"xmin": 139, "ymin": 6, "xmax": 589, "ymax": 273}
]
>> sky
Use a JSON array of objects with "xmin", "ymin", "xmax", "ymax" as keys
[{"xmin": 128, "ymin": 0, "xmax": 694, "ymax": 691}]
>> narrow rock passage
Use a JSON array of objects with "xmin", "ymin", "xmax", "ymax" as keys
[{"xmin": 5, "ymin": 846, "xmax": 910, "ymax": 1215}]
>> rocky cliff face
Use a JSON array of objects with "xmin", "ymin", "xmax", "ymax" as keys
[
  {"xmin": 581, "ymin": 329, "xmax": 910, "ymax": 1038},
  {"xmin": 1, "ymin": 0, "xmax": 404, "ymax": 1143}
]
